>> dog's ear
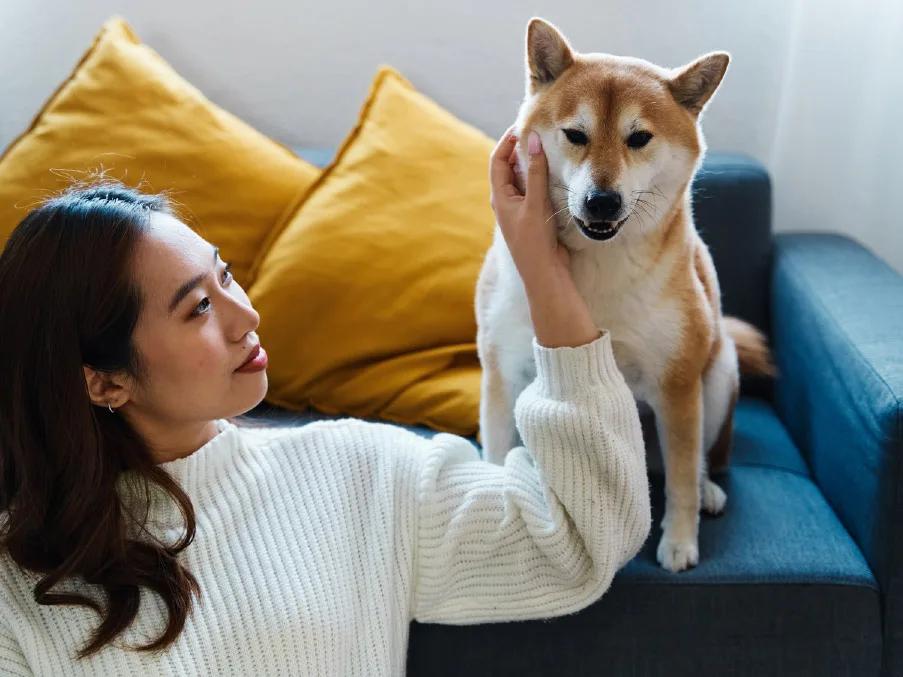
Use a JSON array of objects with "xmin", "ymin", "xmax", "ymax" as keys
[
  {"xmin": 668, "ymin": 52, "xmax": 730, "ymax": 116},
  {"xmin": 525, "ymin": 18, "xmax": 575, "ymax": 94}
]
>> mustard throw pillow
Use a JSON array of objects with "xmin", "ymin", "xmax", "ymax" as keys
[
  {"xmin": 248, "ymin": 66, "xmax": 495, "ymax": 436},
  {"xmin": 0, "ymin": 16, "xmax": 320, "ymax": 286}
]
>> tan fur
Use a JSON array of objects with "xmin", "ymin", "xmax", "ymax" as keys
[
  {"xmin": 707, "ymin": 387, "xmax": 738, "ymax": 474},
  {"xmin": 723, "ymin": 316, "xmax": 778, "ymax": 377},
  {"xmin": 476, "ymin": 18, "xmax": 776, "ymax": 573}
]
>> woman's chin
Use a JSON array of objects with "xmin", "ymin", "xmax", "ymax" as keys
[{"xmin": 236, "ymin": 376, "xmax": 269, "ymax": 415}]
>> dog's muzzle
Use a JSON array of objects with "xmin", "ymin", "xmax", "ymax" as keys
[{"xmin": 573, "ymin": 215, "xmax": 629, "ymax": 241}]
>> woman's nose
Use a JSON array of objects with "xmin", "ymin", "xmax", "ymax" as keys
[
  {"xmin": 242, "ymin": 303, "xmax": 260, "ymax": 335},
  {"xmin": 227, "ymin": 290, "xmax": 260, "ymax": 339}
]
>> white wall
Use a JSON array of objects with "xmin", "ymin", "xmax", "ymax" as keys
[
  {"xmin": 1, "ymin": 0, "xmax": 901, "ymax": 273},
  {"xmin": 769, "ymin": 0, "xmax": 903, "ymax": 271}
]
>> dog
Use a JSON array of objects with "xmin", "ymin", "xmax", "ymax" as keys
[{"xmin": 475, "ymin": 17, "xmax": 776, "ymax": 572}]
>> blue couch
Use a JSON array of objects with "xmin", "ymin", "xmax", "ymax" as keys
[{"xmin": 247, "ymin": 148, "xmax": 903, "ymax": 676}]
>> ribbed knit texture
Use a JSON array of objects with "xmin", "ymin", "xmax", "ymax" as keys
[{"xmin": 0, "ymin": 330, "xmax": 651, "ymax": 675}]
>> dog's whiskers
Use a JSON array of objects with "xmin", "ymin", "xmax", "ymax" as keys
[
  {"xmin": 630, "ymin": 188, "xmax": 661, "ymax": 228},
  {"xmin": 545, "ymin": 203, "xmax": 571, "ymax": 225},
  {"xmin": 630, "ymin": 190, "xmax": 655, "ymax": 228},
  {"xmin": 632, "ymin": 198, "xmax": 655, "ymax": 221}
]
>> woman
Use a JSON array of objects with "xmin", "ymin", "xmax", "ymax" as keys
[{"xmin": 0, "ymin": 128, "xmax": 651, "ymax": 675}]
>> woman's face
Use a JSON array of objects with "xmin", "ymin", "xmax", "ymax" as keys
[{"xmin": 118, "ymin": 211, "xmax": 267, "ymax": 433}]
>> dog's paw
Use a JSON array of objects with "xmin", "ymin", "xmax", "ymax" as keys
[
  {"xmin": 701, "ymin": 478, "xmax": 727, "ymax": 515},
  {"xmin": 656, "ymin": 535, "xmax": 699, "ymax": 572}
]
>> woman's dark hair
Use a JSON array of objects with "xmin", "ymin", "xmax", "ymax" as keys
[{"xmin": 0, "ymin": 175, "xmax": 271, "ymax": 659}]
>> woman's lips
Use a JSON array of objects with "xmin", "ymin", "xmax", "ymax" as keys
[{"xmin": 235, "ymin": 344, "xmax": 267, "ymax": 372}]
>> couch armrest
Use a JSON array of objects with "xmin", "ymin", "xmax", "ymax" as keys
[{"xmin": 771, "ymin": 232, "xmax": 902, "ymax": 665}]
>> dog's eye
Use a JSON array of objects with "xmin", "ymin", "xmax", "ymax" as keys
[
  {"xmin": 627, "ymin": 131, "xmax": 654, "ymax": 149},
  {"xmin": 562, "ymin": 128, "xmax": 589, "ymax": 145}
]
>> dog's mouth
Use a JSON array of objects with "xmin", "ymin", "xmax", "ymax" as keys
[{"xmin": 574, "ymin": 215, "xmax": 629, "ymax": 241}]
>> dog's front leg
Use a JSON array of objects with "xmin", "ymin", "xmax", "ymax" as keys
[
  {"xmin": 479, "ymin": 359, "xmax": 517, "ymax": 465},
  {"xmin": 653, "ymin": 378, "xmax": 704, "ymax": 572}
]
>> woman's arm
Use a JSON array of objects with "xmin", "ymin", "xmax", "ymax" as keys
[
  {"xmin": 490, "ymin": 127, "xmax": 603, "ymax": 350},
  {"xmin": 412, "ymin": 327, "xmax": 650, "ymax": 623},
  {"xmin": 409, "ymin": 128, "xmax": 651, "ymax": 623}
]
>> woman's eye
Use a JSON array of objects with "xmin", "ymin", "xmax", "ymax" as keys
[
  {"xmin": 194, "ymin": 298, "xmax": 211, "ymax": 316},
  {"xmin": 562, "ymin": 128, "xmax": 589, "ymax": 145},
  {"xmin": 626, "ymin": 130, "xmax": 654, "ymax": 149},
  {"xmin": 191, "ymin": 263, "xmax": 233, "ymax": 317}
]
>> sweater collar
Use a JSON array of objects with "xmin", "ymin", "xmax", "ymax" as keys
[
  {"xmin": 116, "ymin": 418, "xmax": 244, "ymax": 535},
  {"xmin": 111, "ymin": 418, "xmax": 242, "ymax": 540},
  {"xmin": 157, "ymin": 418, "xmax": 241, "ymax": 490}
]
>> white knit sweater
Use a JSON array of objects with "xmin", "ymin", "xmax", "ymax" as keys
[{"xmin": 0, "ymin": 330, "xmax": 651, "ymax": 676}]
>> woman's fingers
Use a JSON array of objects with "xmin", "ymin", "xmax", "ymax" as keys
[
  {"xmin": 524, "ymin": 132, "xmax": 551, "ymax": 211},
  {"xmin": 490, "ymin": 126, "xmax": 520, "ymax": 200},
  {"xmin": 509, "ymin": 145, "xmax": 525, "ymax": 195},
  {"xmin": 489, "ymin": 125, "xmax": 516, "ymax": 173}
]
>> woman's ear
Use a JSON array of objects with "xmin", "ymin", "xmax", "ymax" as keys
[
  {"xmin": 668, "ymin": 52, "xmax": 731, "ymax": 116},
  {"xmin": 83, "ymin": 365, "xmax": 129, "ymax": 408}
]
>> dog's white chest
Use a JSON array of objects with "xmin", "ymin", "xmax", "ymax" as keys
[
  {"xmin": 484, "ymin": 238, "xmax": 684, "ymax": 406},
  {"xmin": 571, "ymin": 256, "xmax": 683, "ymax": 404}
]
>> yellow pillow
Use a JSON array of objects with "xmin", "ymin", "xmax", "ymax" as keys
[
  {"xmin": 0, "ymin": 16, "xmax": 319, "ymax": 287},
  {"xmin": 248, "ymin": 66, "xmax": 495, "ymax": 436}
]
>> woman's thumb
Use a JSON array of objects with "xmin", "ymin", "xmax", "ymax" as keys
[{"xmin": 525, "ymin": 131, "xmax": 550, "ymax": 207}]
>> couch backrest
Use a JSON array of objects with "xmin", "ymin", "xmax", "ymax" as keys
[{"xmin": 692, "ymin": 152, "xmax": 773, "ymax": 338}]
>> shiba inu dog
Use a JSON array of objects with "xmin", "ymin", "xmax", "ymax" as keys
[{"xmin": 475, "ymin": 17, "xmax": 776, "ymax": 572}]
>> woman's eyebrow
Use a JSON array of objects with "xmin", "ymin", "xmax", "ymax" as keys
[{"xmin": 168, "ymin": 246, "xmax": 219, "ymax": 315}]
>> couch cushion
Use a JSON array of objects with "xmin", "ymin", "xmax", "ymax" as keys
[{"xmin": 247, "ymin": 67, "xmax": 496, "ymax": 438}]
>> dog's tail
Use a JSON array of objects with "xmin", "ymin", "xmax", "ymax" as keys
[{"xmin": 723, "ymin": 315, "xmax": 778, "ymax": 378}]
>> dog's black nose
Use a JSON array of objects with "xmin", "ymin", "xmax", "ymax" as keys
[{"xmin": 585, "ymin": 190, "xmax": 622, "ymax": 221}]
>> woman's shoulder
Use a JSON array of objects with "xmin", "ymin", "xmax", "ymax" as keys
[
  {"xmin": 0, "ymin": 539, "xmax": 43, "ymax": 609},
  {"xmin": 234, "ymin": 417, "xmax": 433, "ymax": 463},
  {"xmin": 234, "ymin": 418, "xmax": 434, "ymax": 503}
]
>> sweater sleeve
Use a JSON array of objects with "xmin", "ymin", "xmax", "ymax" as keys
[
  {"xmin": 0, "ymin": 612, "xmax": 31, "ymax": 676},
  {"xmin": 411, "ymin": 329, "xmax": 652, "ymax": 624}
]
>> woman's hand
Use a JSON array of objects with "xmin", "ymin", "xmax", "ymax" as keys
[
  {"xmin": 488, "ymin": 126, "xmax": 602, "ymax": 349},
  {"xmin": 489, "ymin": 126, "xmax": 571, "ymax": 285}
]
